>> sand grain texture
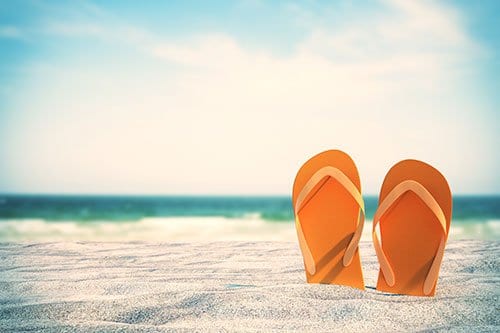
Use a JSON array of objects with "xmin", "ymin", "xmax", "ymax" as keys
[{"xmin": 0, "ymin": 240, "xmax": 498, "ymax": 332}]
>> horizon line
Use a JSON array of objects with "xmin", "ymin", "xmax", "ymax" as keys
[{"xmin": 1, "ymin": 192, "xmax": 499, "ymax": 197}]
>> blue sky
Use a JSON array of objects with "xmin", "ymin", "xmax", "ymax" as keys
[{"xmin": 0, "ymin": 0, "xmax": 499, "ymax": 195}]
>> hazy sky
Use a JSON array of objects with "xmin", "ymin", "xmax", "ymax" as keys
[{"xmin": 0, "ymin": 0, "xmax": 499, "ymax": 195}]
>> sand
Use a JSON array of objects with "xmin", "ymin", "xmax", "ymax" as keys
[{"xmin": 0, "ymin": 240, "xmax": 498, "ymax": 332}]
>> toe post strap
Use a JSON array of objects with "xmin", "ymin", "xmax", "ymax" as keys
[
  {"xmin": 372, "ymin": 180, "xmax": 448, "ymax": 295},
  {"xmin": 295, "ymin": 166, "xmax": 365, "ymax": 274}
]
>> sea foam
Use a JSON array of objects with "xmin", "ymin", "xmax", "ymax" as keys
[
  {"xmin": 0, "ymin": 216, "xmax": 295, "ymax": 242},
  {"xmin": 0, "ymin": 217, "xmax": 498, "ymax": 242}
]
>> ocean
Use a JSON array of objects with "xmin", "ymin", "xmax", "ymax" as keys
[{"xmin": 0, "ymin": 195, "xmax": 499, "ymax": 242}]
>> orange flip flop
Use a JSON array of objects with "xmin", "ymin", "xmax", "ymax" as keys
[
  {"xmin": 292, "ymin": 150, "xmax": 365, "ymax": 290},
  {"xmin": 373, "ymin": 160, "xmax": 452, "ymax": 296}
]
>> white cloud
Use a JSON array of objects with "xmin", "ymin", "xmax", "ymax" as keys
[
  {"xmin": 0, "ymin": 26, "xmax": 23, "ymax": 39},
  {"xmin": 383, "ymin": 0, "xmax": 468, "ymax": 46},
  {"xmin": 3, "ymin": 0, "xmax": 497, "ymax": 194}
]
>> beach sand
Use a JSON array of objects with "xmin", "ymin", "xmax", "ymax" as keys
[{"xmin": 0, "ymin": 240, "xmax": 498, "ymax": 332}]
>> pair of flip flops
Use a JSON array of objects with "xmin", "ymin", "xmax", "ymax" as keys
[{"xmin": 293, "ymin": 150, "xmax": 452, "ymax": 296}]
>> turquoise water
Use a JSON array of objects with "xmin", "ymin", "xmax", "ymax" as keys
[
  {"xmin": 1, "ymin": 195, "xmax": 499, "ymax": 222},
  {"xmin": 0, "ymin": 195, "xmax": 498, "ymax": 241}
]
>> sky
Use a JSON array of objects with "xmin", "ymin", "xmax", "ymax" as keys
[{"xmin": 0, "ymin": 0, "xmax": 499, "ymax": 195}]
